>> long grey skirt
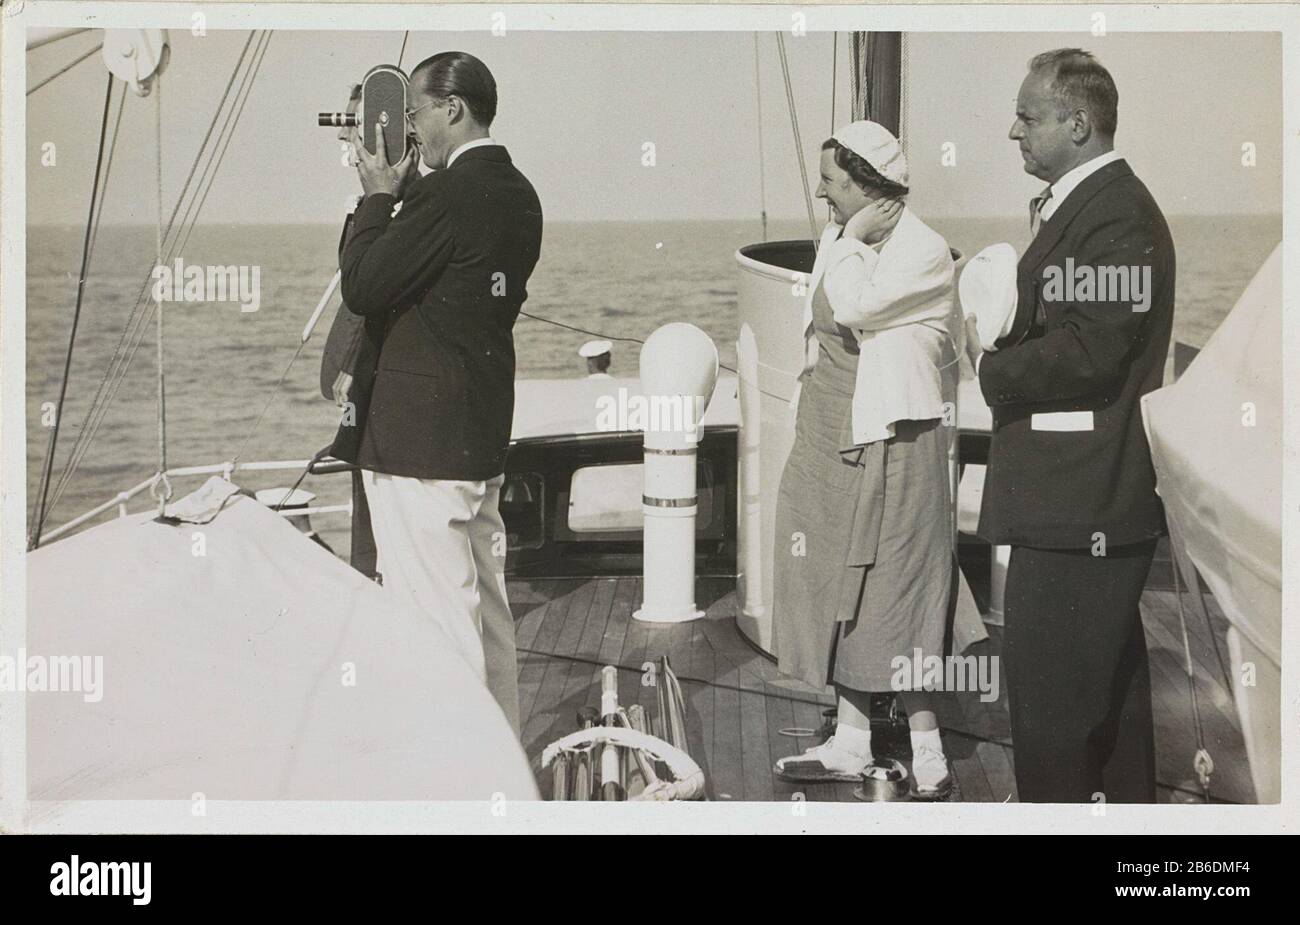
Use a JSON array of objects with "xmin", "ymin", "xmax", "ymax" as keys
[{"xmin": 772, "ymin": 371, "xmax": 956, "ymax": 692}]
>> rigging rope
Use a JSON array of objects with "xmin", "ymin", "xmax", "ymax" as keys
[
  {"xmin": 85, "ymin": 81, "xmax": 128, "ymax": 271},
  {"xmin": 899, "ymin": 33, "xmax": 910, "ymax": 160},
  {"xmin": 232, "ymin": 28, "xmax": 413, "ymax": 466},
  {"xmin": 775, "ymin": 33, "xmax": 819, "ymax": 245},
  {"xmin": 46, "ymin": 32, "xmax": 262, "ymax": 517},
  {"xmin": 829, "ymin": 32, "xmax": 837, "ymax": 224},
  {"xmin": 1171, "ymin": 544, "xmax": 1214, "ymax": 802},
  {"xmin": 29, "ymin": 71, "xmax": 116, "ymax": 549},
  {"xmin": 849, "ymin": 34, "xmax": 864, "ymax": 120},
  {"xmin": 829, "ymin": 32, "xmax": 837, "ymax": 135},
  {"xmin": 27, "ymin": 42, "xmax": 103, "ymax": 96},
  {"xmin": 753, "ymin": 33, "xmax": 767, "ymax": 243},
  {"xmin": 154, "ymin": 73, "xmax": 171, "ymax": 511},
  {"xmin": 43, "ymin": 31, "xmax": 270, "ymax": 524},
  {"xmin": 230, "ymin": 339, "xmax": 310, "ymax": 466}
]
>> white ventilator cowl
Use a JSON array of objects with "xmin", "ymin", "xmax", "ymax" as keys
[
  {"xmin": 958, "ymin": 242, "xmax": 1019, "ymax": 352},
  {"xmin": 640, "ymin": 323, "xmax": 718, "ymax": 402},
  {"xmin": 636, "ymin": 323, "xmax": 719, "ymax": 623},
  {"xmin": 831, "ymin": 120, "xmax": 909, "ymax": 187}
]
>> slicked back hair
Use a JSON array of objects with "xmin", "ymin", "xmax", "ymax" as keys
[
  {"xmin": 412, "ymin": 51, "xmax": 498, "ymax": 127},
  {"xmin": 1028, "ymin": 48, "xmax": 1118, "ymax": 137}
]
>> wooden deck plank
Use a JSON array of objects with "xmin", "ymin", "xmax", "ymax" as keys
[
  {"xmin": 576, "ymin": 578, "xmax": 618, "ymax": 662},
  {"xmin": 616, "ymin": 580, "xmax": 657, "ymax": 731},
  {"xmin": 711, "ymin": 675, "xmax": 745, "ymax": 801},
  {"xmin": 765, "ymin": 687, "xmax": 803, "ymax": 804},
  {"xmin": 1143, "ymin": 629, "xmax": 1253, "ymax": 802},
  {"xmin": 596, "ymin": 578, "xmax": 638, "ymax": 667},
  {"xmin": 1144, "ymin": 592, "xmax": 1237, "ymax": 707},
  {"xmin": 512, "ymin": 573, "xmax": 1256, "ymax": 804},
  {"xmin": 526, "ymin": 580, "xmax": 580, "ymax": 657},
  {"xmin": 974, "ymin": 740, "xmax": 1018, "ymax": 803},
  {"xmin": 515, "ymin": 580, "xmax": 580, "ymax": 734},
  {"xmin": 573, "ymin": 578, "xmax": 618, "ymax": 717},
  {"xmin": 739, "ymin": 689, "xmax": 774, "ymax": 801},
  {"xmin": 519, "ymin": 582, "xmax": 593, "ymax": 764},
  {"xmin": 687, "ymin": 621, "xmax": 718, "ymax": 798},
  {"xmin": 509, "ymin": 578, "xmax": 555, "ymax": 650},
  {"xmin": 944, "ymin": 726, "xmax": 994, "ymax": 804},
  {"xmin": 552, "ymin": 577, "xmax": 599, "ymax": 659}
]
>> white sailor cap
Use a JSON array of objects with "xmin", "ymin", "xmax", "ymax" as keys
[
  {"xmin": 579, "ymin": 339, "xmax": 613, "ymax": 359},
  {"xmin": 832, "ymin": 120, "xmax": 909, "ymax": 188},
  {"xmin": 958, "ymin": 243, "xmax": 1019, "ymax": 352},
  {"xmin": 255, "ymin": 487, "xmax": 317, "ymax": 509}
]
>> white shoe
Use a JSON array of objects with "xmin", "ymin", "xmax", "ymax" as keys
[
  {"xmin": 910, "ymin": 739, "xmax": 953, "ymax": 800},
  {"xmin": 775, "ymin": 736, "xmax": 872, "ymax": 783}
]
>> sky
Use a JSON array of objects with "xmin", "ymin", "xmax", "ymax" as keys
[{"xmin": 26, "ymin": 28, "xmax": 1283, "ymax": 224}]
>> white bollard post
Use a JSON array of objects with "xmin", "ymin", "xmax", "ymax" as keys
[{"xmin": 634, "ymin": 323, "xmax": 718, "ymax": 624}]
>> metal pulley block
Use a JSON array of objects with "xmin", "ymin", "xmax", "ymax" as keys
[{"xmin": 102, "ymin": 29, "xmax": 170, "ymax": 95}]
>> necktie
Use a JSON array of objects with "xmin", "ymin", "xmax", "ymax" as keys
[{"xmin": 1029, "ymin": 186, "xmax": 1053, "ymax": 238}]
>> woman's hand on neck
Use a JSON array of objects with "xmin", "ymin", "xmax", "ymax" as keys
[{"xmin": 844, "ymin": 196, "xmax": 904, "ymax": 245}]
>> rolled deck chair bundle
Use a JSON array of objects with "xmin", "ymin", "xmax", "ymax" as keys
[{"xmin": 542, "ymin": 657, "xmax": 704, "ymax": 801}]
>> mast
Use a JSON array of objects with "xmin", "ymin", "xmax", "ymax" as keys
[{"xmin": 851, "ymin": 32, "xmax": 902, "ymax": 133}]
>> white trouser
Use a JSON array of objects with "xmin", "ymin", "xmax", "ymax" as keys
[{"xmin": 361, "ymin": 469, "xmax": 520, "ymax": 735}]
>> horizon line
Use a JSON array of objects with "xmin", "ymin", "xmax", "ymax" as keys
[{"xmin": 28, "ymin": 211, "xmax": 1284, "ymax": 229}]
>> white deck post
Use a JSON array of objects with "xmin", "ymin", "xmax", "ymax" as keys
[{"xmin": 635, "ymin": 324, "xmax": 718, "ymax": 623}]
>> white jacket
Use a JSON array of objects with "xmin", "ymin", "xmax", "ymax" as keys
[{"xmin": 795, "ymin": 207, "xmax": 960, "ymax": 446}]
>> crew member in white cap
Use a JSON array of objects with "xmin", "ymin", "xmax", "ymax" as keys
[
  {"xmin": 579, "ymin": 339, "xmax": 613, "ymax": 378},
  {"xmin": 771, "ymin": 120, "xmax": 980, "ymax": 799}
]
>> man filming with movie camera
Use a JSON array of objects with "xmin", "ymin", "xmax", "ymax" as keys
[{"xmin": 331, "ymin": 51, "xmax": 543, "ymax": 735}]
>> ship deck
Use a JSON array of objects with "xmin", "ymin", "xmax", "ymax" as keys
[{"xmin": 508, "ymin": 558, "xmax": 1255, "ymax": 803}]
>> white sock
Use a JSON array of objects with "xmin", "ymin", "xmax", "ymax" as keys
[
  {"xmin": 910, "ymin": 727, "xmax": 944, "ymax": 755},
  {"xmin": 833, "ymin": 721, "xmax": 873, "ymax": 761}
]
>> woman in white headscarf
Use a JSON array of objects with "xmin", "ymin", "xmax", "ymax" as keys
[{"xmin": 771, "ymin": 121, "xmax": 966, "ymax": 799}]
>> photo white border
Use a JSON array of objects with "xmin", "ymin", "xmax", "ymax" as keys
[{"xmin": 2, "ymin": 1, "xmax": 1296, "ymax": 834}]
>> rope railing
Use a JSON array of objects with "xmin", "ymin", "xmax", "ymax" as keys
[{"xmin": 38, "ymin": 458, "xmax": 353, "ymax": 545}]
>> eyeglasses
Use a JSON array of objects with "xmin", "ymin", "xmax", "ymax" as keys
[{"xmin": 404, "ymin": 99, "xmax": 440, "ymax": 123}]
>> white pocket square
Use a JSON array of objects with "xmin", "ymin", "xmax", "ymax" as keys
[{"xmin": 1031, "ymin": 411, "xmax": 1095, "ymax": 432}]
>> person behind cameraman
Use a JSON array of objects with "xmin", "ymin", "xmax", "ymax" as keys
[{"xmin": 334, "ymin": 52, "xmax": 543, "ymax": 736}]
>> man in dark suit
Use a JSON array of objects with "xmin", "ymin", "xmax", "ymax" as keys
[
  {"xmin": 965, "ymin": 49, "xmax": 1175, "ymax": 802},
  {"xmin": 334, "ymin": 51, "xmax": 543, "ymax": 735}
]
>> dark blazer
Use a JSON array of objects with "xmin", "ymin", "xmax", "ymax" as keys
[
  {"xmin": 332, "ymin": 145, "xmax": 543, "ymax": 481},
  {"xmin": 976, "ymin": 158, "xmax": 1175, "ymax": 548}
]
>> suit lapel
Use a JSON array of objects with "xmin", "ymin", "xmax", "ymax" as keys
[
  {"xmin": 1003, "ymin": 159, "xmax": 1134, "ymax": 345},
  {"xmin": 1020, "ymin": 158, "xmax": 1132, "ymax": 273}
]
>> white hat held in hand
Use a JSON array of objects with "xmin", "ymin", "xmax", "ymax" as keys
[
  {"xmin": 831, "ymin": 120, "xmax": 909, "ymax": 187},
  {"xmin": 958, "ymin": 243, "xmax": 1019, "ymax": 352}
]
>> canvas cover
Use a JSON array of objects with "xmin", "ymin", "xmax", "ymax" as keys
[
  {"xmin": 26, "ymin": 490, "xmax": 538, "ymax": 805},
  {"xmin": 1141, "ymin": 242, "xmax": 1282, "ymax": 801}
]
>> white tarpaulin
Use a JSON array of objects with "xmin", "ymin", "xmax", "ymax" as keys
[
  {"xmin": 1141, "ymin": 242, "xmax": 1282, "ymax": 803},
  {"xmin": 26, "ymin": 488, "xmax": 538, "ymax": 808}
]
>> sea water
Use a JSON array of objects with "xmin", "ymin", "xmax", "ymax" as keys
[{"xmin": 25, "ymin": 214, "xmax": 1281, "ymax": 552}]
